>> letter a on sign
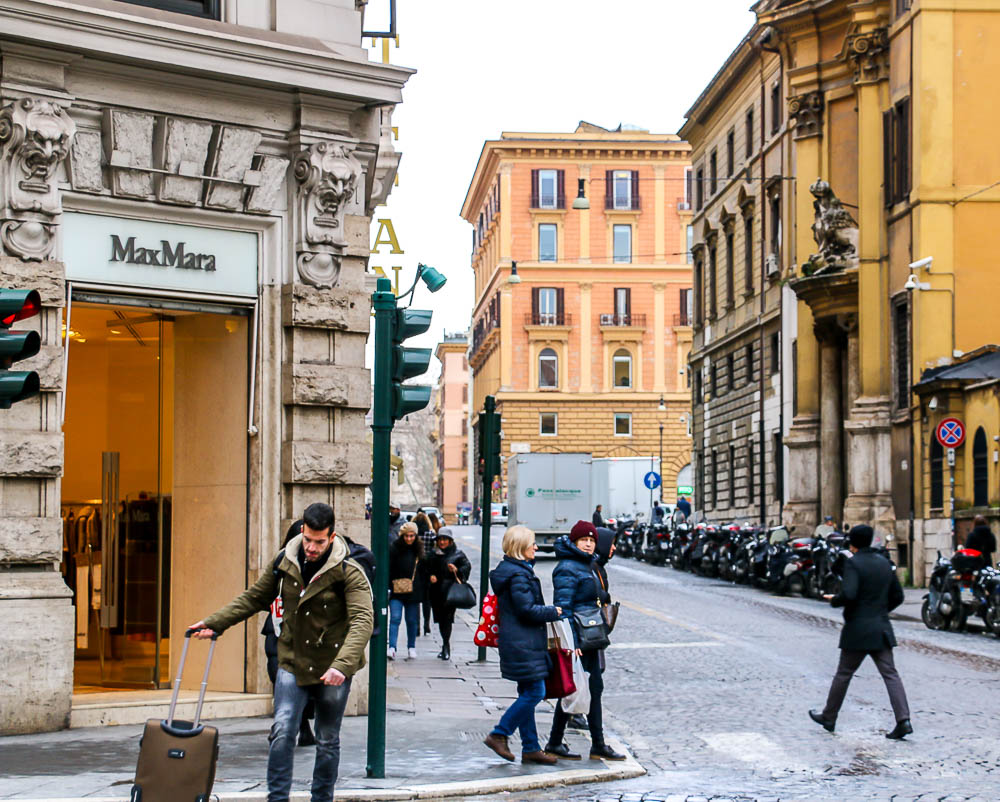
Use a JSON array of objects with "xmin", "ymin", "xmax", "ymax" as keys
[{"xmin": 371, "ymin": 218, "xmax": 403, "ymax": 254}]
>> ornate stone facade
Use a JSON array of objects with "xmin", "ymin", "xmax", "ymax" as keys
[{"xmin": 787, "ymin": 91, "xmax": 823, "ymax": 140}]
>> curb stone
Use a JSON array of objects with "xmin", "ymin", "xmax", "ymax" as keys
[{"xmin": 19, "ymin": 739, "xmax": 644, "ymax": 802}]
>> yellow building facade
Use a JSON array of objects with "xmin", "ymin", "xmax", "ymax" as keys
[
  {"xmin": 686, "ymin": 0, "xmax": 1000, "ymax": 583},
  {"xmin": 460, "ymin": 124, "xmax": 693, "ymax": 508}
]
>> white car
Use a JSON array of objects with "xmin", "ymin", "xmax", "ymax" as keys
[{"xmin": 490, "ymin": 503, "xmax": 508, "ymax": 526}]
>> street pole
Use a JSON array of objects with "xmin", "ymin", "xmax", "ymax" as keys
[
  {"xmin": 366, "ymin": 277, "xmax": 394, "ymax": 779},
  {"xmin": 659, "ymin": 423, "xmax": 664, "ymax": 504},
  {"xmin": 477, "ymin": 395, "xmax": 497, "ymax": 662}
]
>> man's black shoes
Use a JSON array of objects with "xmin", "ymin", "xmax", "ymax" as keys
[
  {"xmin": 589, "ymin": 743, "xmax": 626, "ymax": 761},
  {"xmin": 886, "ymin": 719, "xmax": 913, "ymax": 740},
  {"xmin": 544, "ymin": 741, "xmax": 581, "ymax": 760},
  {"xmin": 809, "ymin": 709, "xmax": 836, "ymax": 732}
]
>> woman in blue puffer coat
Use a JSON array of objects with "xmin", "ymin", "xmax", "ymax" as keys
[
  {"xmin": 483, "ymin": 525, "xmax": 563, "ymax": 765},
  {"xmin": 544, "ymin": 521, "xmax": 625, "ymax": 761}
]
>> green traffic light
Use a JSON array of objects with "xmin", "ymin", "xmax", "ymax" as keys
[
  {"xmin": 394, "ymin": 384, "xmax": 432, "ymax": 419},
  {"xmin": 393, "ymin": 308, "xmax": 432, "ymax": 342},
  {"xmin": 393, "ymin": 346, "xmax": 432, "ymax": 382}
]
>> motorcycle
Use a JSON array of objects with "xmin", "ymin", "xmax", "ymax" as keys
[
  {"xmin": 643, "ymin": 521, "xmax": 672, "ymax": 565},
  {"xmin": 922, "ymin": 551, "xmax": 962, "ymax": 631},
  {"xmin": 670, "ymin": 521, "xmax": 697, "ymax": 571}
]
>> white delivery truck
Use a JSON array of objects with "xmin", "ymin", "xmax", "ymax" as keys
[
  {"xmin": 591, "ymin": 456, "xmax": 662, "ymax": 521},
  {"xmin": 507, "ymin": 452, "xmax": 592, "ymax": 551}
]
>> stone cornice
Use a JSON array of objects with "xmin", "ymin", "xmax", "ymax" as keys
[{"xmin": 0, "ymin": 0, "xmax": 413, "ymax": 105}]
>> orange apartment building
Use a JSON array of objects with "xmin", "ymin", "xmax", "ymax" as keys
[
  {"xmin": 461, "ymin": 122, "xmax": 693, "ymax": 509},
  {"xmin": 432, "ymin": 333, "xmax": 470, "ymax": 522}
]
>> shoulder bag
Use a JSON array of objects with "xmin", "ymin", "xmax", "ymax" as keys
[
  {"xmin": 446, "ymin": 576, "xmax": 477, "ymax": 609},
  {"xmin": 572, "ymin": 606, "xmax": 611, "ymax": 651},
  {"xmin": 391, "ymin": 561, "xmax": 418, "ymax": 595}
]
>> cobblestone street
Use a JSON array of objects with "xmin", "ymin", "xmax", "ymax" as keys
[{"xmin": 451, "ymin": 526, "xmax": 1000, "ymax": 802}]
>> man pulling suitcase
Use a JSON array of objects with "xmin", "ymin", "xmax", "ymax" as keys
[{"xmin": 189, "ymin": 503, "xmax": 374, "ymax": 802}]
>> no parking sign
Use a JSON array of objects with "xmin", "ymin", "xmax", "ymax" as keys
[{"xmin": 935, "ymin": 418, "xmax": 966, "ymax": 449}]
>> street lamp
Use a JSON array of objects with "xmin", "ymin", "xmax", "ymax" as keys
[
  {"xmin": 572, "ymin": 177, "xmax": 590, "ymax": 210},
  {"xmin": 508, "ymin": 260, "xmax": 521, "ymax": 284},
  {"xmin": 657, "ymin": 395, "xmax": 665, "ymax": 504}
]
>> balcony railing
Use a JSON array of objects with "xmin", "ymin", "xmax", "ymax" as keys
[
  {"xmin": 525, "ymin": 312, "xmax": 571, "ymax": 326},
  {"xmin": 472, "ymin": 316, "xmax": 500, "ymax": 354},
  {"xmin": 673, "ymin": 311, "xmax": 691, "ymax": 326},
  {"xmin": 600, "ymin": 313, "xmax": 646, "ymax": 327},
  {"xmin": 605, "ymin": 196, "xmax": 641, "ymax": 211}
]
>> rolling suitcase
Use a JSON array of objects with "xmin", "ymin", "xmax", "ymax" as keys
[{"xmin": 131, "ymin": 629, "xmax": 220, "ymax": 802}]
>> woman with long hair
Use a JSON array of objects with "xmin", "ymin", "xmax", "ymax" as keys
[{"xmin": 388, "ymin": 522, "xmax": 424, "ymax": 660}]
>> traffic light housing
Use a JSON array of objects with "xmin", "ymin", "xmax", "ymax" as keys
[
  {"xmin": 0, "ymin": 289, "xmax": 41, "ymax": 409},
  {"xmin": 477, "ymin": 408, "xmax": 501, "ymax": 478},
  {"xmin": 391, "ymin": 307, "xmax": 433, "ymax": 420}
]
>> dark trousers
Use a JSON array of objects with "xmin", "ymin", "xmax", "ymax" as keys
[
  {"xmin": 549, "ymin": 650, "xmax": 605, "ymax": 748},
  {"xmin": 822, "ymin": 648, "xmax": 910, "ymax": 723},
  {"xmin": 268, "ymin": 669, "xmax": 351, "ymax": 802}
]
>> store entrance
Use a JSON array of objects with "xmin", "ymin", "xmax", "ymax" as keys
[{"xmin": 62, "ymin": 298, "xmax": 249, "ymax": 693}]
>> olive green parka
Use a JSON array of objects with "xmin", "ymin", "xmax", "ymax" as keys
[{"xmin": 203, "ymin": 534, "xmax": 373, "ymax": 686}]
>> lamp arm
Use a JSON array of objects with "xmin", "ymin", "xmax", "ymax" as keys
[{"xmin": 397, "ymin": 264, "xmax": 425, "ymax": 308}]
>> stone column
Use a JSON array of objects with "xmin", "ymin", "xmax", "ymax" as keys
[
  {"xmin": 0, "ymin": 96, "xmax": 76, "ymax": 734},
  {"xmin": 817, "ymin": 325, "xmax": 844, "ymax": 521}
]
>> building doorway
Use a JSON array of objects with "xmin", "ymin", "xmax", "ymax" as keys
[{"xmin": 61, "ymin": 297, "xmax": 249, "ymax": 693}]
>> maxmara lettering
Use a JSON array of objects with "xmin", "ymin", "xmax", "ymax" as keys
[{"xmin": 110, "ymin": 235, "xmax": 216, "ymax": 272}]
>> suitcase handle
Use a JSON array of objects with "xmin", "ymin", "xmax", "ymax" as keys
[{"xmin": 168, "ymin": 630, "xmax": 218, "ymax": 728}]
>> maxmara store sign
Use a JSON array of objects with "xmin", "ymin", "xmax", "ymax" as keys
[{"xmin": 62, "ymin": 212, "xmax": 259, "ymax": 297}]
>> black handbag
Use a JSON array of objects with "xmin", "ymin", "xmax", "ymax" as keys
[
  {"xmin": 572, "ymin": 606, "xmax": 610, "ymax": 651},
  {"xmin": 446, "ymin": 577, "xmax": 477, "ymax": 609}
]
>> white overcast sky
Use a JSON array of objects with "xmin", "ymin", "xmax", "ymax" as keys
[{"xmin": 366, "ymin": 0, "xmax": 756, "ymax": 381}]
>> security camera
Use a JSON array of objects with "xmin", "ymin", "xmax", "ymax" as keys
[
  {"xmin": 909, "ymin": 256, "xmax": 933, "ymax": 271},
  {"xmin": 928, "ymin": 397, "xmax": 938, "ymax": 411},
  {"xmin": 904, "ymin": 274, "xmax": 918, "ymax": 291}
]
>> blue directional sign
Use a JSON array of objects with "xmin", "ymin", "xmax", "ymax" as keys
[{"xmin": 643, "ymin": 471, "xmax": 661, "ymax": 489}]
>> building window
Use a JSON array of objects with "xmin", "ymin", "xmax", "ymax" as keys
[
  {"xmin": 883, "ymin": 98, "xmax": 911, "ymax": 206},
  {"xmin": 743, "ymin": 215, "xmax": 754, "ymax": 292},
  {"xmin": 897, "ymin": 0, "xmax": 912, "ymax": 17},
  {"xmin": 725, "ymin": 230, "xmax": 735, "ymax": 308},
  {"xmin": 613, "ymin": 287, "xmax": 632, "ymax": 324},
  {"xmin": 930, "ymin": 437, "xmax": 944, "ymax": 509},
  {"xmin": 686, "ymin": 225, "xmax": 694, "ymax": 264},
  {"xmin": 729, "ymin": 445, "xmax": 736, "ymax": 507},
  {"xmin": 694, "ymin": 370, "xmax": 703, "ymax": 405},
  {"xmin": 768, "ymin": 191, "xmax": 781, "ymax": 261},
  {"xmin": 770, "ymin": 331, "xmax": 780, "ymax": 375},
  {"xmin": 710, "ymin": 450, "xmax": 718, "ymax": 508},
  {"xmin": 893, "ymin": 298, "xmax": 910, "ymax": 410},
  {"xmin": 973, "ymin": 427, "xmax": 989, "ymax": 507},
  {"xmin": 118, "ymin": 0, "xmax": 220, "ymax": 18},
  {"xmin": 745, "ymin": 107, "xmax": 754, "ymax": 157},
  {"xmin": 709, "ymin": 150, "xmax": 718, "ymax": 195},
  {"xmin": 678, "ymin": 288, "xmax": 692, "ymax": 326},
  {"xmin": 538, "ymin": 347, "xmax": 558, "ymax": 388},
  {"xmin": 607, "ymin": 170, "xmax": 639, "ymax": 210},
  {"xmin": 745, "ymin": 343, "xmax": 754, "ymax": 382},
  {"xmin": 710, "ymin": 362, "xmax": 718, "ymax": 398},
  {"xmin": 614, "ymin": 413, "xmax": 632, "ymax": 436},
  {"xmin": 693, "ymin": 254, "xmax": 703, "ymax": 326},
  {"xmin": 684, "ymin": 167, "xmax": 693, "ymax": 208},
  {"xmin": 695, "ymin": 168, "xmax": 704, "ymax": 210},
  {"xmin": 613, "ymin": 224, "xmax": 632, "ymax": 263},
  {"xmin": 792, "ymin": 339, "xmax": 798, "ymax": 415},
  {"xmin": 747, "ymin": 441, "xmax": 755, "ymax": 504},
  {"xmin": 727, "ymin": 352, "xmax": 735, "ymax": 392},
  {"xmin": 774, "ymin": 433, "xmax": 784, "ymax": 503},
  {"xmin": 538, "ymin": 223, "xmax": 557, "ymax": 262},
  {"xmin": 533, "ymin": 286, "xmax": 562, "ymax": 325},
  {"xmin": 770, "ymin": 79, "xmax": 782, "ymax": 135},
  {"xmin": 708, "ymin": 241, "xmax": 718, "ymax": 318},
  {"xmin": 726, "ymin": 129, "xmax": 735, "ymax": 177},
  {"xmin": 536, "ymin": 169, "xmax": 561, "ymax": 209},
  {"xmin": 539, "ymin": 412, "xmax": 558, "ymax": 436},
  {"xmin": 613, "ymin": 348, "xmax": 632, "ymax": 388}
]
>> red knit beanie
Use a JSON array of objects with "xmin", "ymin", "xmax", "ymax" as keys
[{"xmin": 570, "ymin": 520, "xmax": 598, "ymax": 543}]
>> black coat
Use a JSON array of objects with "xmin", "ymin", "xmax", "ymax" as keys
[
  {"xmin": 965, "ymin": 525, "xmax": 997, "ymax": 567},
  {"xmin": 830, "ymin": 548, "xmax": 904, "ymax": 651},
  {"xmin": 388, "ymin": 537, "xmax": 425, "ymax": 603},
  {"xmin": 489, "ymin": 556, "xmax": 561, "ymax": 682},
  {"xmin": 423, "ymin": 541, "xmax": 472, "ymax": 612},
  {"xmin": 593, "ymin": 527, "xmax": 615, "ymax": 605},
  {"xmin": 552, "ymin": 536, "xmax": 603, "ymax": 649}
]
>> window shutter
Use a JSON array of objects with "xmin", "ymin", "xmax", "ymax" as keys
[
  {"xmin": 624, "ymin": 288, "xmax": 632, "ymax": 317},
  {"xmin": 899, "ymin": 98, "xmax": 911, "ymax": 198},
  {"xmin": 531, "ymin": 286, "xmax": 540, "ymax": 322},
  {"xmin": 556, "ymin": 287, "xmax": 565, "ymax": 324},
  {"xmin": 557, "ymin": 170, "xmax": 566, "ymax": 209},
  {"xmin": 605, "ymin": 170, "xmax": 613, "ymax": 209},
  {"xmin": 685, "ymin": 169, "xmax": 693, "ymax": 205},
  {"xmin": 882, "ymin": 110, "xmax": 893, "ymax": 206},
  {"xmin": 531, "ymin": 169, "xmax": 539, "ymax": 208},
  {"xmin": 631, "ymin": 170, "xmax": 640, "ymax": 209}
]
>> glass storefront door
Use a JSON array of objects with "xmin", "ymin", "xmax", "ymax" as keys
[{"xmin": 62, "ymin": 297, "xmax": 248, "ymax": 692}]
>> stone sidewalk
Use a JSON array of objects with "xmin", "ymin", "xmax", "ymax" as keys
[{"xmin": 0, "ymin": 608, "xmax": 643, "ymax": 801}]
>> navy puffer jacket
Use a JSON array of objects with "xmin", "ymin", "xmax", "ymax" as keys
[
  {"xmin": 489, "ymin": 556, "xmax": 561, "ymax": 682},
  {"xmin": 551, "ymin": 536, "xmax": 602, "ymax": 648}
]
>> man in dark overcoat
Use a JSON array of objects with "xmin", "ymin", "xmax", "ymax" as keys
[{"xmin": 810, "ymin": 524, "xmax": 912, "ymax": 739}]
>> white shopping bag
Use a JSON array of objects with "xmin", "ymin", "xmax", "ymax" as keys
[
  {"xmin": 561, "ymin": 652, "xmax": 591, "ymax": 714},
  {"xmin": 547, "ymin": 619, "xmax": 575, "ymax": 651}
]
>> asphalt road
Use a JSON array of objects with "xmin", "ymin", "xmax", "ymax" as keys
[{"xmin": 448, "ymin": 525, "xmax": 1000, "ymax": 802}]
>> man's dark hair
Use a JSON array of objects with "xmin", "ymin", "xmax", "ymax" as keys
[
  {"xmin": 303, "ymin": 502, "xmax": 335, "ymax": 535},
  {"xmin": 973, "ymin": 514, "xmax": 988, "ymax": 528},
  {"xmin": 848, "ymin": 524, "xmax": 874, "ymax": 549}
]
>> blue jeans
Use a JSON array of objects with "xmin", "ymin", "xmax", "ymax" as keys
[
  {"xmin": 388, "ymin": 598, "xmax": 420, "ymax": 650},
  {"xmin": 268, "ymin": 668, "xmax": 351, "ymax": 802},
  {"xmin": 490, "ymin": 678, "xmax": 546, "ymax": 753}
]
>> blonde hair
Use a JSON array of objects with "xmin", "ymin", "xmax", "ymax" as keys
[
  {"xmin": 502, "ymin": 525, "xmax": 536, "ymax": 561},
  {"xmin": 399, "ymin": 522, "xmax": 418, "ymax": 536}
]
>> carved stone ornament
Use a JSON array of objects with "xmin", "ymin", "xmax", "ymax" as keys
[
  {"xmin": 293, "ymin": 142, "xmax": 362, "ymax": 288},
  {"xmin": 369, "ymin": 105, "xmax": 400, "ymax": 214},
  {"xmin": 787, "ymin": 91, "xmax": 824, "ymax": 140},
  {"xmin": 847, "ymin": 27, "xmax": 889, "ymax": 84},
  {"xmin": 801, "ymin": 179, "xmax": 858, "ymax": 277},
  {"xmin": 0, "ymin": 98, "xmax": 76, "ymax": 261}
]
